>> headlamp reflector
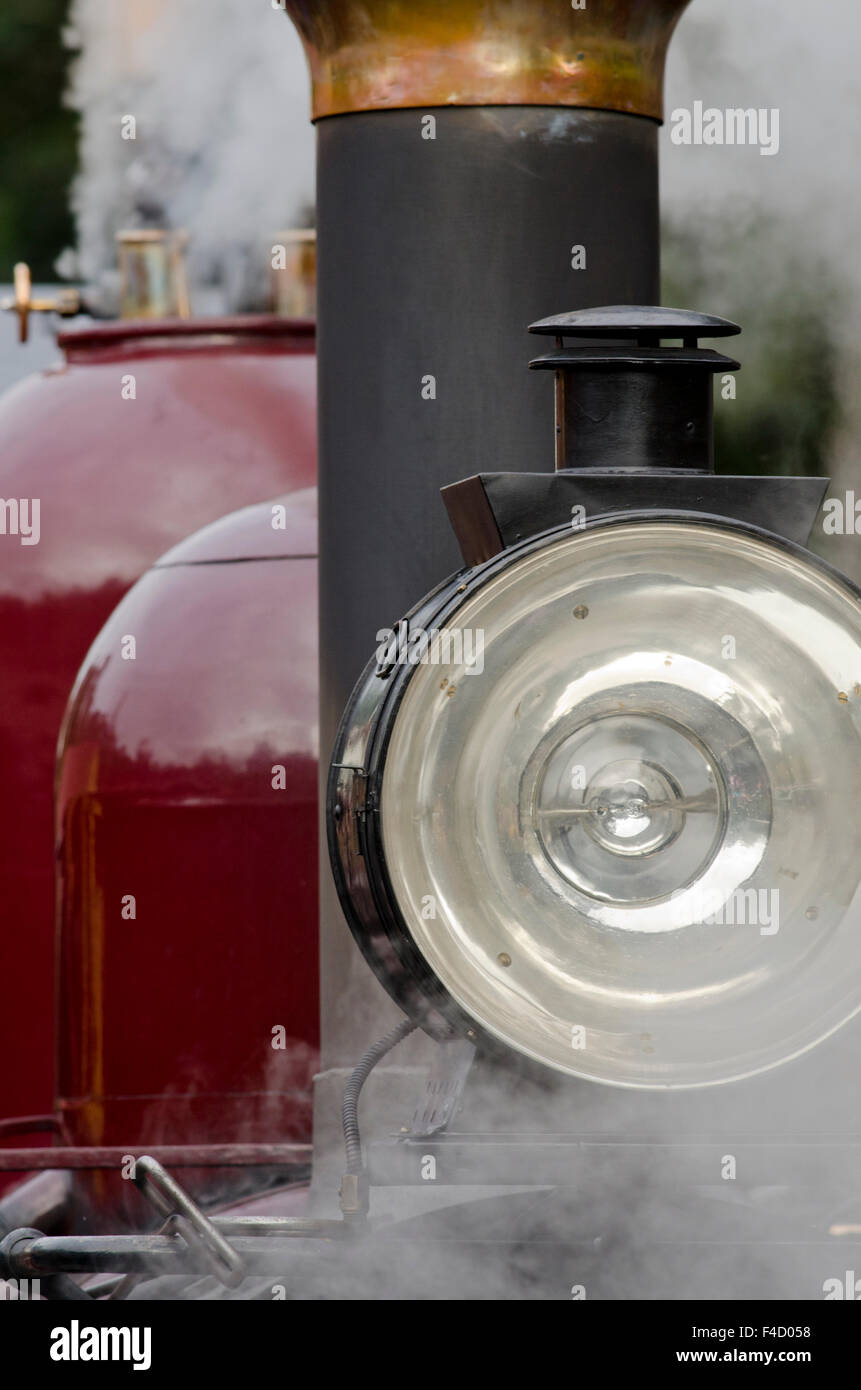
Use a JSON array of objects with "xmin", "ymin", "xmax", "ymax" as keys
[{"xmin": 377, "ymin": 520, "xmax": 861, "ymax": 1087}]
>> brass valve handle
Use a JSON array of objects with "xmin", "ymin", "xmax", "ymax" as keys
[{"xmin": 2, "ymin": 262, "xmax": 81, "ymax": 343}]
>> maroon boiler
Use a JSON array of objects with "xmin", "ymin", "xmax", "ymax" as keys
[{"xmin": 0, "ymin": 317, "xmax": 316, "ymax": 1138}]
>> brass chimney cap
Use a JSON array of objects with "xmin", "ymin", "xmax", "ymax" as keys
[{"xmin": 282, "ymin": 0, "xmax": 693, "ymax": 123}]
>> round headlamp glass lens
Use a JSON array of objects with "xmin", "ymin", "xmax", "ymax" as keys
[{"xmin": 379, "ymin": 520, "xmax": 861, "ymax": 1087}]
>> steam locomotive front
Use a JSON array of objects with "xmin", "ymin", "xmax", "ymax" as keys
[{"xmin": 2, "ymin": 0, "xmax": 860, "ymax": 1304}]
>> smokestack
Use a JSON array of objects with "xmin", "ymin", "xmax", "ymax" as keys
[{"xmin": 283, "ymin": 0, "xmax": 693, "ymax": 1071}]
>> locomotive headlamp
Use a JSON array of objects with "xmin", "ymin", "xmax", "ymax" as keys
[{"xmin": 329, "ymin": 309, "xmax": 861, "ymax": 1089}]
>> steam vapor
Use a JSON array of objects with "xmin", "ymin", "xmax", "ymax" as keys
[{"xmin": 61, "ymin": 0, "xmax": 314, "ymax": 311}]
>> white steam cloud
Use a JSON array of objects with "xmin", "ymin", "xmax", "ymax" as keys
[
  {"xmin": 663, "ymin": 0, "xmax": 861, "ymax": 582},
  {"xmin": 61, "ymin": 0, "xmax": 314, "ymax": 310},
  {"xmin": 663, "ymin": 0, "xmax": 861, "ymax": 283}
]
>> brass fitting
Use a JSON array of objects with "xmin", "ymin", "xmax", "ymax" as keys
[{"xmin": 2, "ymin": 263, "xmax": 80, "ymax": 343}]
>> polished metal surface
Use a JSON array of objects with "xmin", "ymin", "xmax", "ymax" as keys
[
  {"xmin": 379, "ymin": 521, "xmax": 861, "ymax": 1087},
  {"xmin": 283, "ymin": 0, "xmax": 692, "ymax": 121}
]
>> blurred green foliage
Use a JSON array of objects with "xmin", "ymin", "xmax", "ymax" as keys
[
  {"xmin": 662, "ymin": 212, "xmax": 842, "ymax": 479},
  {"xmin": 0, "ymin": 0, "xmax": 77, "ymax": 281}
]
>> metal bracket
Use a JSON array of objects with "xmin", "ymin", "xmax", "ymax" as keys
[
  {"xmin": 408, "ymin": 1039, "xmax": 477, "ymax": 1139},
  {"xmin": 443, "ymin": 471, "xmax": 831, "ymax": 566}
]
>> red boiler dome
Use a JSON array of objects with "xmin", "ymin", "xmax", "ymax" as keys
[{"xmin": 54, "ymin": 487, "xmax": 319, "ymax": 1219}]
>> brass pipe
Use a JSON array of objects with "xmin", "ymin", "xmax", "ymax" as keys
[
  {"xmin": 116, "ymin": 229, "xmax": 191, "ymax": 320},
  {"xmin": 271, "ymin": 229, "xmax": 316, "ymax": 317}
]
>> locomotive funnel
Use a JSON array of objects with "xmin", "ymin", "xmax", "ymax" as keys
[{"xmin": 282, "ymin": 0, "xmax": 693, "ymax": 1071}]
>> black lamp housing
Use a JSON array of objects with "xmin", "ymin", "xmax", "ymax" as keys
[{"xmin": 327, "ymin": 306, "xmax": 856, "ymax": 1076}]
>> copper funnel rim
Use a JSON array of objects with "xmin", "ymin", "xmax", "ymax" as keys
[{"xmin": 281, "ymin": 0, "xmax": 693, "ymax": 123}]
